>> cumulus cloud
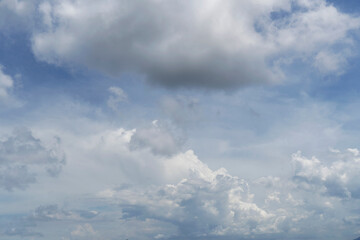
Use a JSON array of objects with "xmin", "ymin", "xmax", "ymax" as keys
[
  {"xmin": 3, "ymin": 138, "xmax": 360, "ymax": 239},
  {"xmin": 88, "ymin": 147, "xmax": 360, "ymax": 239},
  {"xmin": 30, "ymin": 0, "xmax": 360, "ymax": 89},
  {"xmin": 292, "ymin": 149, "xmax": 360, "ymax": 199},
  {"xmin": 0, "ymin": 128, "xmax": 65, "ymax": 191},
  {"xmin": 98, "ymin": 156, "xmax": 278, "ymax": 239},
  {"xmin": 80, "ymin": 125, "xmax": 192, "ymax": 184}
]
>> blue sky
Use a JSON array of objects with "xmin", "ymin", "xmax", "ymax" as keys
[{"xmin": 1, "ymin": 0, "xmax": 360, "ymax": 239}]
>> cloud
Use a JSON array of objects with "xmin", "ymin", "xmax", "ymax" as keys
[
  {"xmin": 0, "ymin": 65, "xmax": 14, "ymax": 100},
  {"xmin": 80, "ymin": 125, "xmax": 191, "ymax": 184},
  {"xmin": 160, "ymin": 96, "xmax": 200, "ymax": 127},
  {"xmin": 107, "ymin": 86, "xmax": 127, "ymax": 111},
  {"xmin": 313, "ymin": 50, "xmax": 350, "ymax": 74},
  {"xmin": 292, "ymin": 149, "xmax": 360, "ymax": 199},
  {"xmin": 129, "ymin": 120, "xmax": 184, "ymax": 156},
  {"xmin": 0, "ymin": 0, "xmax": 37, "ymax": 32},
  {"xmin": 87, "ymin": 147, "xmax": 360, "ymax": 239},
  {"xmin": 30, "ymin": 0, "xmax": 360, "ymax": 89},
  {"xmin": 4, "ymin": 227, "xmax": 43, "ymax": 238},
  {"xmin": 97, "ymin": 157, "xmax": 278, "ymax": 239},
  {"xmin": 0, "ymin": 65, "xmax": 23, "ymax": 108},
  {"xmin": 0, "ymin": 128, "xmax": 65, "ymax": 191},
  {"xmin": 3, "ymin": 138, "xmax": 360, "ymax": 239},
  {"xmin": 71, "ymin": 223, "xmax": 97, "ymax": 239},
  {"xmin": 3, "ymin": 204, "xmax": 100, "ymax": 239}
]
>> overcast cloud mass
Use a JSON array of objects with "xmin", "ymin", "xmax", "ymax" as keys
[{"xmin": 1, "ymin": 0, "xmax": 360, "ymax": 239}]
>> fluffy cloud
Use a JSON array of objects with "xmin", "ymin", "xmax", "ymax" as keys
[
  {"xmin": 292, "ymin": 149, "xmax": 360, "ymax": 199},
  {"xmin": 0, "ymin": 128, "xmax": 65, "ymax": 191},
  {"xmin": 3, "ymin": 126, "xmax": 360, "ymax": 240},
  {"xmin": 30, "ymin": 0, "xmax": 360, "ymax": 89},
  {"xmin": 100, "ymin": 167, "xmax": 279, "ymax": 239}
]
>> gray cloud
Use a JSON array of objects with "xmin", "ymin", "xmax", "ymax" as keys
[
  {"xmin": 0, "ymin": 128, "xmax": 65, "ymax": 191},
  {"xmin": 30, "ymin": 0, "xmax": 360, "ymax": 89},
  {"xmin": 4, "ymin": 227, "xmax": 43, "ymax": 238},
  {"xmin": 3, "ymin": 204, "xmax": 100, "ymax": 239},
  {"xmin": 0, "ymin": 0, "xmax": 37, "ymax": 33},
  {"xmin": 107, "ymin": 86, "xmax": 128, "ymax": 112},
  {"xmin": 129, "ymin": 120, "xmax": 185, "ymax": 156},
  {"xmin": 160, "ymin": 96, "xmax": 200, "ymax": 127}
]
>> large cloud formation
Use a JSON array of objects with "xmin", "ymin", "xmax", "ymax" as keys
[
  {"xmin": 93, "ymin": 147, "xmax": 360, "ymax": 240},
  {"xmin": 31, "ymin": 0, "xmax": 360, "ymax": 88},
  {"xmin": 3, "ymin": 125, "xmax": 360, "ymax": 240}
]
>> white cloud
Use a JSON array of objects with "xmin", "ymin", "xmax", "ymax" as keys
[
  {"xmin": 89, "ymin": 147, "xmax": 360, "ymax": 239},
  {"xmin": 97, "ymin": 156, "xmax": 279, "ymax": 238},
  {"xmin": 2, "ymin": 122, "xmax": 360, "ymax": 240},
  {"xmin": 0, "ymin": 65, "xmax": 14, "ymax": 100},
  {"xmin": 31, "ymin": 0, "xmax": 360, "ymax": 89},
  {"xmin": 292, "ymin": 150, "xmax": 360, "ymax": 199}
]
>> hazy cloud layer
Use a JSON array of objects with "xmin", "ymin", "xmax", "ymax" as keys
[
  {"xmin": 31, "ymin": 0, "xmax": 360, "ymax": 89},
  {"xmin": 0, "ymin": 128, "xmax": 65, "ymax": 191}
]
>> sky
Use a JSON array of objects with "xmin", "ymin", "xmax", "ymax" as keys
[{"xmin": 1, "ymin": 0, "xmax": 360, "ymax": 239}]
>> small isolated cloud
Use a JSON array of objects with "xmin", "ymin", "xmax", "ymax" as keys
[
  {"xmin": 0, "ymin": 65, "xmax": 23, "ymax": 108},
  {"xmin": 0, "ymin": 65, "xmax": 14, "ymax": 100},
  {"xmin": 31, "ymin": 0, "xmax": 360, "ymax": 89},
  {"xmin": 107, "ymin": 86, "xmax": 127, "ymax": 111},
  {"xmin": 0, "ymin": 128, "xmax": 66, "ymax": 191}
]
